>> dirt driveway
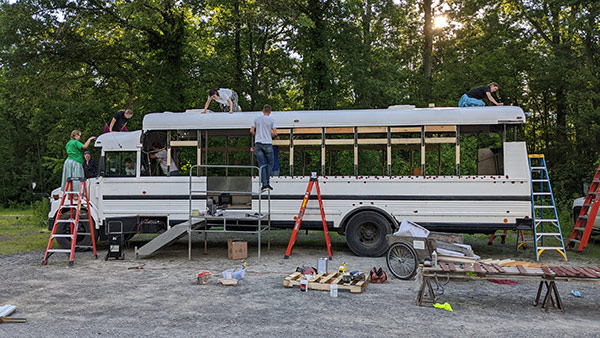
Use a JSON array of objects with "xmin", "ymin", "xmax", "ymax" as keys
[{"xmin": 1, "ymin": 232, "xmax": 600, "ymax": 337}]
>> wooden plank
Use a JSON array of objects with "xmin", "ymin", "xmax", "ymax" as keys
[
  {"xmin": 541, "ymin": 266, "xmax": 554, "ymax": 276},
  {"xmin": 581, "ymin": 267, "xmax": 600, "ymax": 278},
  {"xmin": 291, "ymin": 127, "xmax": 322, "ymax": 134},
  {"xmin": 425, "ymin": 125, "xmax": 456, "ymax": 133},
  {"xmin": 439, "ymin": 262, "xmax": 449, "ymax": 272},
  {"xmin": 425, "ymin": 137, "xmax": 456, "ymax": 144},
  {"xmin": 391, "ymin": 138, "xmax": 421, "ymax": 145},
  {"xmin": 170, "ymin": 140, "xmax": 198, "ymax": 147},
  {"xmin": 325, "ymin": 127, "xmax": 353, "ymax": 134},
  {"xmin": 325, "ymin": 139, "xmax": 354, "ymax": 145},
  {"xmin": 463, "ymin": 264, "xmax": 473, "ymax": 272},
  {"xmin": 391, "ymin": 127, "xmax": 421, "ymax": 133},
  {"xmin": 272, "ymin": 139, "xmax": 290, "ymax": 146},
  {"xmin": 292, "ymin": 139, "xmax": 322, "ymax": 146},
  {"xmin": 309, "ymin": 273, "xmax": 324, "ymax": 282},
  {"xmin": 560, "ymin": 266, "xmax": 579, "ymax": 277},
  {"xmin": 358, "ymin": 127, "xmax": 387, "ymax": 133},
  {"xmin": 319, "ymin": 273, "xmax": 337, "ymax": 284},
  {"xmin": 516, "ymin": 265, "xmax": 527, "ymax": 275},
  {"xmin": 491, "ymin": 264, "xmax": 506, "ymax": 273},
  {"xmin": 549, "ymin": 266, "xmax": 566, "ymax": 277},
  {"xmin": 331, "ymin": 275, "xmax": 344, "ymax": 285},
  {"xmin": 357, "ymin": 138, "xmax": 388, "ymax": 145},
  {"xmin": 481, "ymin": 264, "xmax": 495, "ymax": 273},
  {"xmin": 473, "ymin": 263, "xmax": 482, "ymax": 273},
  {"xmin": 578, "ymin": 267, "xmax": 599, "ymax": 279},
  {"xmin": 448, "ymin": 262, "xmax": 456, "ymax": 272}
]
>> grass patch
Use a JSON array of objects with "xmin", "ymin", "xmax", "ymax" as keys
[{"xmin": 0, "ymin": 209, "xmax": 51, "ymax": 256}]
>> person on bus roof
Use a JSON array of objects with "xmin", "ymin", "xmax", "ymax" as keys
[
  {"xmin": 61, "ymin": 130, "xmax": 96, "ymax": 190},
  {"xmin": 202, "ymin": 88, "xmax": 242, "ymax": 114},
  {"xmin": 104, "ymin": 109, "xmax": 133, "ymax": 133},
  {"xmin": 250, "ymin": 104, "xmax": 277, "ymax": 191},
  {"xmin": 458, "ymin": 82, "xmax": 503, "ymax": 107}
]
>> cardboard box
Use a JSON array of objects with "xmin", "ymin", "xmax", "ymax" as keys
[{"xmin": 227, "ymin": 239, "xmax": 248, "ymax": 260}]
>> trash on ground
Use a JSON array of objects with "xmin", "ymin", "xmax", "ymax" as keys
[
  {"xmin": 222, "ymin": 267, "xmax": 245, "ymax": 280},
  {"xmin": 571, "ymin": 290, "xmax": 581, "ymax": 297},
  {"xmin": 370, "ymin": 267, "xmax": 387, "ymax": 284},
  {"xmin": 0, "ymin": 305, "xmax": 27, "ymax": 324},
  {"xmin": 197, "ymin": 271, "xmax": 211, "ymax": 285}
]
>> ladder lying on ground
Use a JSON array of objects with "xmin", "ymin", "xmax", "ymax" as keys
[
  {"xmin": 525, "ymin": 154, "xmax": 567, "ymax": 261},
  {"xmin": 43, "ymin": 179, "xmax": 97, "ymax": 265},
  {"xmin": 567, "ymin": 163, "xmax": 600, "ymax": 252},
  {"xmin": 284, "ymin": 173, "xmax": 332, "ymax": 259}
]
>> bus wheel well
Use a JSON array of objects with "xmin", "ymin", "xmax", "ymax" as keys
[{"xmin": 338, "ymin": 207, "xmax": 397, "ymax": 235}]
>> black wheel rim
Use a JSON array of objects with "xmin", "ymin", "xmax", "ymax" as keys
[
  {"xmin": 387, "ymin": 243, "xmax": 416, "ymax": 279},
  {"xmin": 358, "ymin": 222, "xmax": 378, "ymax": 245}
]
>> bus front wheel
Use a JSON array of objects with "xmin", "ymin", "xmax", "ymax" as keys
[{"xmin": 345, "ymin": 211, "xmax": 391, "ymax": 257}]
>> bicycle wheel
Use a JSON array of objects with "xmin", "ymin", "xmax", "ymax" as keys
[{"xmin": 386, "ymin": 242, "xmax": 418, "ymax": 280}]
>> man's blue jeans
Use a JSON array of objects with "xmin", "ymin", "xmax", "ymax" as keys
[{"xmin": 255, "ymin": 143, "xmax": 274, "ymax": 187}]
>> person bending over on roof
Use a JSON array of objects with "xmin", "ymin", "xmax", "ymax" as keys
[
  {"xmin": 61, "ymin": 130, "xmax": 96, "ymax": 190},
  {"xmin": 104, "ymin": 109, "xmax": 133, "ymax": 133},
  {"xmin": 458, "ymin": 82, "xmax": 503, "ymax": 107},
  {"xmin": 82, "ymin": 151, "xmax": 98, "ymax": 179},
  {"xmin": 202, "ymin": 88, "xmax": 242, "ymax": 114}
]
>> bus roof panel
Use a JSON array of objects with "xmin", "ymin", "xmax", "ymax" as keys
[
  {"xmin": 94, "ymin": 130, "xmax": 142, "ymax": 151},
  {"xmin": 142, "ymin": 106, "xmax": 526, "ymax": 131}
]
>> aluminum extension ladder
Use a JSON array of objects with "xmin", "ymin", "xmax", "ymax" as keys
[
  {"xmin": 43, "ymin": 178, "xmax": 97, "ymax": 265},
  {"xmin": 526, "ymin": 154, "xmax": 567, "ymax": 261}
]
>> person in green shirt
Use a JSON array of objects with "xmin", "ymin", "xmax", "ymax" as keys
[{"xmin": 61, "ymin": 130, "xmax": 96, "ymax": 190}]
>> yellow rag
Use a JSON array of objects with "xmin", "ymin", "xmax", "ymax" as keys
[{"xmin": 433, "ymin": 302, "xmax": 453, "ymax": 312}]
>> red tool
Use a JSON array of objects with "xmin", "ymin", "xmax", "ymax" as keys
[{"xmin": 284, "ymin": 173, "xmax": 332, "ymax": 260}]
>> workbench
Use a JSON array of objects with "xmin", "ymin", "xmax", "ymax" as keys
[{"xmin": 418, "ymin": 262, "xmax": 600, "ymax": 311}]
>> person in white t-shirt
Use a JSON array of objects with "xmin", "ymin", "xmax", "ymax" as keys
[
  {"xmin": 202, "ymin": 88, "xmax": 242, "ymax": 113},
  {"xmin": 250, "ymin": 104, "xmax": 277, "ymax": 190}
]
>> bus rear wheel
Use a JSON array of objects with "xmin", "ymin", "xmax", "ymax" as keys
[{"xmin": 345, "ymin": 211, "xmax": 391, "ymax": 257}]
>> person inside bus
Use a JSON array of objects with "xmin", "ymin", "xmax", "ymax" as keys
[
  {"xmin": 202, "ymin": 88, "xmax": 242, "ymax": 114},
  {"xmin": 458, "ymin": 82, "xmax": 504, "ymax": 107},
  {"xmin": 104, "ymin": 109, "xmax": 133, "ymax": 133},
  {"xmin": 250, "ymin": 104, "xmax": 277, "ymax": 190},
  {"xmin": 61, "ymin": 130, "xmax": 96, "ymax": 190},
  {"xmin": 150, "ymin": 143, "xmax": 179, "ymax": 176},
  {"xmin": 82, "ymin": 151, "xmax": 98, "ymax": 179},
  {"xmin": 124, "ymin": 158, "xmax": 136, "ymax": 176}
]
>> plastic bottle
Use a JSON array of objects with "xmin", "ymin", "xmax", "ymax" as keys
[{"xmin": 432, "ymin": 250, "xmax": 438, "ymax": 267}]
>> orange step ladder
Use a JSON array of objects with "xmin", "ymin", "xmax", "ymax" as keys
[
  {"xmin": 43, "ymin": 179, "xmax": 97, "ymax": 265},
  {"xmin": 567, "ymin": 163, "xmax": 600, "ymax": 252},
  {"xmin": 284, "ymin": 173, "xmax": 332, "ymax": 260}
]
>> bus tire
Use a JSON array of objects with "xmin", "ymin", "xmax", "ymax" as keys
[
  {"xmin": 345, "ymin": 211, "xmax": 391, "ymax": 257},
  {"xmin": 55, "ymin": 211, "xmax": 96, "ymax": 251}
]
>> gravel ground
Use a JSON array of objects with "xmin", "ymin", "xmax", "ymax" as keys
[{"xmin": 1, "ymin": 232, "xmax": 600, "ymax": 337}]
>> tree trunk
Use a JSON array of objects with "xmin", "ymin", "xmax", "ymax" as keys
[
  {"xmin": 234, "ymin": 0, "xmax": 242, "ymax": 88},
  {"xmin": 423, "ymin": 0, "xmax": 433, "ymax": 102}
]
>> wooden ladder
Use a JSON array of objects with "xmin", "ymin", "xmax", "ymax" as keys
[{"xmin": 567, "ymin": 163, "xmax": 600, "ymax": 252}]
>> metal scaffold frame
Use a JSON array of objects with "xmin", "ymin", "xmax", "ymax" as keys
[{"xmin": 187, "ymin": 164, "xmax": 271, "ymax": 260}]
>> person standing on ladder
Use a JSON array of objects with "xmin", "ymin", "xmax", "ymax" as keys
[
  {"xmin": 61, "ymin": 130, "xmax": 96, "ymax": 190},
  {"xmin": 458, "ymin": 82, "xmax": 503, "ymax": 107},
  {"xmin": 202, "ymin": 88, "xmax": 242, "ymax": 113},
  {"xmin": 250, "ymin": 104, "xmax": 277, "ymax": 191}
]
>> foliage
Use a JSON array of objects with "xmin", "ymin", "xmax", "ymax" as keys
[{"xmin": 0, "ymin": 0, "xmax": 598, "ymax": 215}]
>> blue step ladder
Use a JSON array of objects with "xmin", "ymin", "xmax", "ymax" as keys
[{"xmin": 527, "ymin": 154, "xmax": 567, "ymax": 261}]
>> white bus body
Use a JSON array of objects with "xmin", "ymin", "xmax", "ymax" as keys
[{"xmin": 49, "ymin": 106, "xmax": 532, "ymax": 256}]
